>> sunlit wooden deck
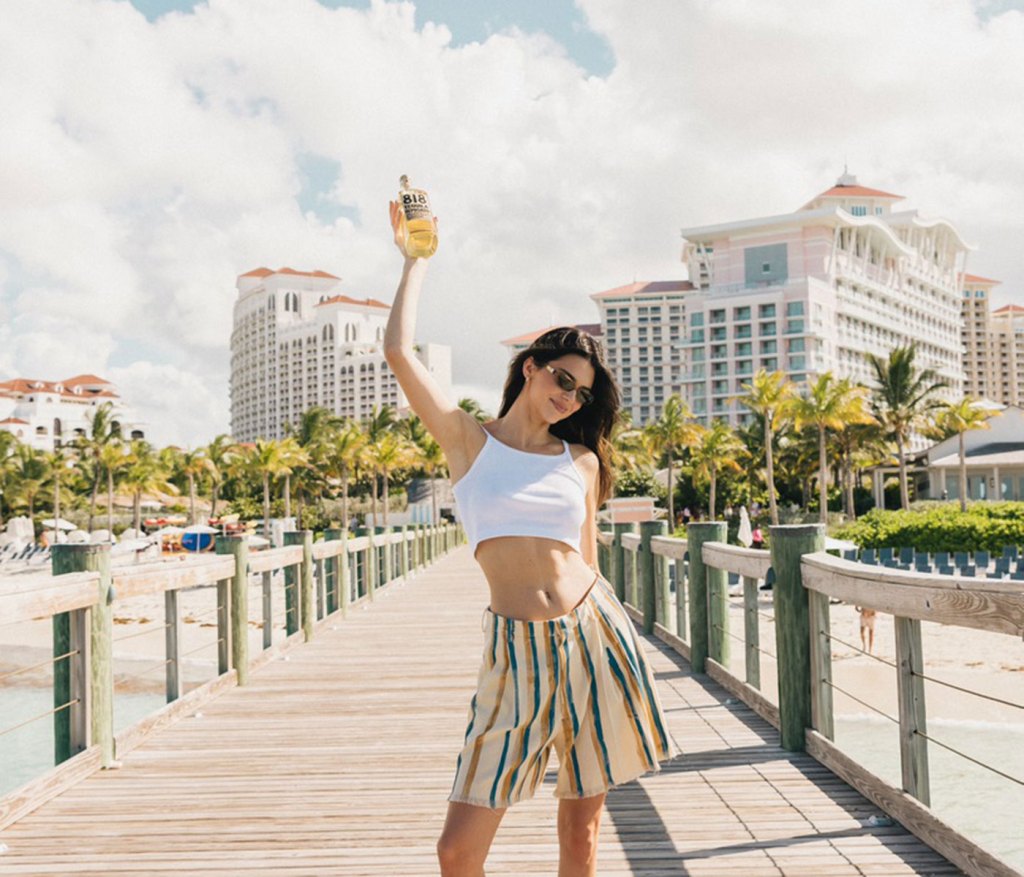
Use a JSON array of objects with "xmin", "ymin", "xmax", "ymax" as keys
[{"xmin": 0, "ymin": 546, "xmax": 961, "ymax": 875}]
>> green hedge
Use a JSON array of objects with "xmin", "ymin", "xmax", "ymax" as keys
[{"xmin": 835, "ymin": 503, "xmax": 1024, "ymax": 552}]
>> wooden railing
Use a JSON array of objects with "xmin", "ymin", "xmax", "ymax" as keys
[
  {"xmin": 597, "ymin": 522, "xmax": 1022, "ymax": 877},
  {"xmin": 0, "ymin": 522, "xmax": 462, "ymax": 829}
]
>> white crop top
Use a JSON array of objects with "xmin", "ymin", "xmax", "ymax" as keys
[{"xmin": 451, "ymin": 427, "xmax": 588, "ymax": 555}]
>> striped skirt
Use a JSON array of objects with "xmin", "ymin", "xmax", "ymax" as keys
[{"xmin": 448, "ymin": 574, "xmax": 678, "ymax": 809}]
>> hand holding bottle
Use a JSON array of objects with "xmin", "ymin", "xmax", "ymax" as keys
[{"xmin": 389, "ymin": 175, "xmax": 438, "ymax": 260}]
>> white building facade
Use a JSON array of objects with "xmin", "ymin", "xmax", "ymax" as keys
[
  {"xmin": 230, "ymin": 268, "xmax": 452, "ymax": 441},
  {"xmin": 587, "ymin": 282, "xmax": 693, "ymax": 426},
  {"xmin": 0, "ymin": 375, "xmax": 145, "ymax": 451},
  {"xmin": 679, "ymin": 173, "xmax": 970, "ymax": 426}
]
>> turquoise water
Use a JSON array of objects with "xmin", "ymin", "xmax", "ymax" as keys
[
  {"xmin": 836, "ymin": 714, "xmax": 1024, "ymax": 870},
  {"xmin": 0, "ymin": 687, "xmax": 164, "ymax": 795}
]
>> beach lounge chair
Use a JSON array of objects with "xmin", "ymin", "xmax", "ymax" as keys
[{"xmin": 860, "ymin": 548, "xmax": 877, "ymax": 565}]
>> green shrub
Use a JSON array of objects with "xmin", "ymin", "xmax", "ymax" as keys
[{"xmin": 835, "ymin": 503, "xmax": 1024, "ymax": 552}]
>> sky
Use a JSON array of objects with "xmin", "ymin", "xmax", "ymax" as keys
[{"xmin": 2, "ymin": 0, "xmax": 1024, "ymax": 447}]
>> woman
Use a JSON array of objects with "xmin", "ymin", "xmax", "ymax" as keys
[{"xmin": 384, "ymin": 201, "xmax": 677, "ymax": 876}]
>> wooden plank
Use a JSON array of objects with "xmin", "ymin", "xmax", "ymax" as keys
[
  {"xmin": 649, "ymin": 534, "xmax": 687, "ymax": 561},
  {"xmin": 706, "ymin": 657, "xmax": 781, "ymax": 730},
  {"xmin": 1, "ymin": 575, "xmax": 99, "ymax": 624},
  {"xmin": 247, "ymin": 546, "xmax": 304, "ymax": 575},
  {"xmin": 112, "ymin": 558, "xmax": 235, "ymax": 599},
  {"xmin": 806, "ymin": 730, "xmax": 1018, "ymax": 877},
  {"xmin": 701, "ymin": 541, "xmax": 772, "ymax": 579},
  {"xmin": 808, "ymin": 589, "xmax": 834, "ymax": 741},
  {"xmin": 0, "ymin": 748, "xmax": 102, "ymax": 831},
  {"xmin": 801, "ymin": 553, "xmax": 1024, "ymax": 636},
  {"xmin": 895, "ymin": 616, "xmax": 930, "ymax": 807}
]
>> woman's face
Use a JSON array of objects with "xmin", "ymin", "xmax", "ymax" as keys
[{"xmin": 525, "ymin": 353, "xmax": 596, "ymax": 422}]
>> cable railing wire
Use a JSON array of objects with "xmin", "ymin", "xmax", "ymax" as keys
[
  {"xmin": 112, "ymin": 622, "xmax": 172, "ymax": 645},
  {"xmin": 824, "ymin": 680, "xmax": 899, "ymax": 725},
  {"xmin": 0, "ymin": 698, "xmax": 79, "ymax": 739},
  {"xmin": 0, "ymin": 649, "xmax": 78, "ymax": 684},
  {"xmin": 912, "ymin": 669, "xmax": 1024, "ymax": 712},
  {"xmin": 915, "ymin": 728, "xmax": 1024, "ymax": 787},
  {"xmin": 823, "ymin": 631, "xmax": 899, "ymax": 670}
]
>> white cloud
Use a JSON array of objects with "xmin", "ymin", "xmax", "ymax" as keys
[{"xmin": 1, "ymin": 0, "xmax": 1023, "ymax": 445}]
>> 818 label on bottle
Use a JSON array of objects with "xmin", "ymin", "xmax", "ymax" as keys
[{"xmin": 401, "ymin": 192, "xmax": 432, "ymax": 222}]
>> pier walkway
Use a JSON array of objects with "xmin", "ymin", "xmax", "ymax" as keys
[{"xmin": 0, "ymin": 547, "xmax": 961, "ymax": 875}]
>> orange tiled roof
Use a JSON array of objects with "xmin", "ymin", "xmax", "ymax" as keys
[
  {"xmin": 813, "ymin": 184, "xmax": 903, "ymax": 200},
  {"xmin": 241, "ymin": 267, "xmax": 340, "ymax": 280},
  {"xmin": 0, "ymin": 417, "xmax": 29, "ymax": 425},
  {"xmin": 500, "ymin": 323, "xmax": 604, "ymax": 347},
  {"xmin": 316, "ymin": 294, "xmax": 390, "ymax": 310},
  {"xmin": 961, "ymin": 273, "xmax": 1001, "ymax": 285},
  {"xmin": 591, "ymin": 280, "xmax": 695, "ymax": 300},
  {"xmin": 993, "ymin": 304, "xmax": 1024, "ymax": 314},
  {"xmin": 0, "ymin": 376, "xmax": 118, "ymax": 399},
  {"xmin": 63, "ymin": 374, "xmax": 112, "ymax": 386}
]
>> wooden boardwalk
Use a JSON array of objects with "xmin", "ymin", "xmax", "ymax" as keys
[{"xmin": 0, "ymin": 547, "xmax": 962, "ymax": 876}]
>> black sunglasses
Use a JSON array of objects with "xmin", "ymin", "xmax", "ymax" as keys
[{"xmin": 544, "ymin": 364, "xmax": 594, "ymax": 406}]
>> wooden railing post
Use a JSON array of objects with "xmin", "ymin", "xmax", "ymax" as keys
[
  {"xmin": 325, "ymin": 528, "xmax": 348, "ymax": 616},
  {"xmin": 639, "ymin": 521, "xmax": 667, "ymax": 634},
  {"xmin": 215, "ymin": 535, "xmax": 249, "ymax": 685},
  {"xmin": 675, "ymin": 541, "xmax": 688, "ymax": 641},
  {"xmin": 770, "ymin": 523, "xmax": 823, "ymax": 752},
  {"xmin": 685, "ymin": 522, "xmax": 725, "ymax": 674},
  {"xmin": 284, "ymin": 531, "xmax": 314, "ymax": 639},
  {"xmin": 380, "ymin": 526, "xmax": 394, "ymax": 585},
  {"xmin": 743, "ymin": 575, "xmax": 762, "ymax": 690},
  {"xmin": 612, "ymin": 523, "xmax": 635, "ymax": 603},
  {"xmin": 896, "ymin": 617, "xmax": 931, "ymax": 806},
  {"xmin": 400, "ymin": 525, "xmax": 410, "ymax": 580},
  {"xmin": 324, "ymin": 528, "xmax": 340, "ymax": 615},
  {"xmin": 52, "ymin": 543, "xmax": 112, "ymax": 767}
]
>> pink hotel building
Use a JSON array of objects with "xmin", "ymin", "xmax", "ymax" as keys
[{"xmin": 592, "ymin": 173, "xmax": 970, "ymax": 427}]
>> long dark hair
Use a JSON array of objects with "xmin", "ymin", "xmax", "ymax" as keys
[{"xmin": 498, "ymin": 327, "xmax": 619, "ymax": 506}]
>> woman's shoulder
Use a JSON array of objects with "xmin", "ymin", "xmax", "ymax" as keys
[{"xmin": 567, "ymin": 441, "xmax": 599, "ymax": 471}]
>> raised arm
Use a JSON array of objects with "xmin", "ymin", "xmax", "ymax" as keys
[{"xmin": 383, "ymin": 201, "xmax": 478, "ymax": 461}]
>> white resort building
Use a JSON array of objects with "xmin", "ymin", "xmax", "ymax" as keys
[
  {"xmin": 230, "ymin": 268, "xmax": 453, "ymax": 441},
  {"xmin": 677, "ymin": 172, "xmax": 970, "ymax": 426},
  {"xmin": 0, "ymin": 375, "xmax": 145, "ymax": 451},
  {"xmin": 961, "ymin": 273, "xmax": 1024, "ymax": 408}
]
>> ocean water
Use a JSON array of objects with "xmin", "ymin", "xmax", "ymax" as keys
[
  {"xmin": 0, "ymin": 687, "xmax": 164, "ymax": 795},
  {"xmin": 836, "ymin": 713, "xmax": 1024, "ymax": 870}
]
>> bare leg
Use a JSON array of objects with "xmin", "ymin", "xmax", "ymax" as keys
[
  {"xmin": 868, "ymin": 626, "xmax": 875, "ymax": 655},
  {"xmin": 437, "ymin": 801, "xmax": 506, "ymax": 877},
  {"xmin": 859, "ymin": 626, "xmax": 867, "ymax": 652},
  {"xmin": 557, "ymin": 792, "xmax": 606, "ymax": 877}
]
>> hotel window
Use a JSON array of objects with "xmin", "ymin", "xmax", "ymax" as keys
[
  {"xmin": 851, "ymin": 206, "xmax": 867, "ymax": 216},
  {"xmin": 711, "ymin": 327, "xmax": 727, "ymax": 341},
  {"xmin": 761, "ymin": 340, "xmax": 777, "ymax": 354},
  {"xmin": 760, "ymin": 321, "xmax": 776, "ymax": 336},
  {"xmin": 735, "ymin": 342, "xmax": 752, "ymax": 357},
  {"xmin": 759, "ymin": 303, "xmax": 776, "ymax": 318},
  {"xmin": 788, "ymin": 338, "xmax": 805, "ymax": 353},
  {"xmin": 786, "ymin": 319, "xmax": 805, "ymax": 334},
  {"xmin": 785, "ymin": 301, "xmax": 805, "ymax": 317},
  {"xmin": 710, "ymin": 309, "xmax": 725, "ymax": 324},
  {"xmin": 711, "ymin": 344, "xmax": 727, "ymax": 359},
  {"xmin": 733, "ymin": 306, "xmax": 751, "ymax": 321},
  {"xmin": 762, "ymin": 357, "xmax": 778, "ymax": 370},
  {"xmin": 690, "ymin": 312, "xmax": 704, "ymax": 327}
]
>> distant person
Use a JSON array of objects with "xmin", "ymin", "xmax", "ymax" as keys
[
  {"xmin": 751, "ymin": 527, "xmax": 764, "ymax": 551},
  {"xmin": 682, "ymin": 506, "xmax": 691, "ymax": 526},
  {"xmin": 385, "ymin": 199, "xmax": 677, "ymax": 875},
  {"xmin": 855, "ymin": 606, "xmax": 877, "ymax": 654}
]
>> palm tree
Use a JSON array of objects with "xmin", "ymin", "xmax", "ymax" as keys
[
  {"xmin": 8, "ymin": 445, "xmax": 48, "ymax": 520},
  {"xmin": 78, "ymin": 402, "xmax": 121, "ymax": 532},
  {"xmin": 122, "ymin": 441, "xmax": 177, "ymax": 531},
  {"xmin": 276, "ymin": 437, "xmax": 308, "ymax": 520},
  {"xmin": 363, "ymin": 406, "xmax": 399, "ymax": 527},
  {"xmin": 399, "ymin": 414, "xmax": 447, "ymax": 525},
  {"xmin": 44, "ymin": 445, "xmax": 76, "ymax": 528},
  {"xmin": 248, "ymin": 439, "xmax": 290, "ymax": 538},
  {"xmin": 791, "ymin": 374, "xmax": 872, "ymax": 524},
  {"xmin": 458, "ymin": 398, "xmax": 490, "ymax": 423},
  {"xmin": 97, "ymin": 440, "xmax": 129, "ymax": 538},
  {"xmin": 176, "ymin": 448, "xmax": 215, "ymax": 525},
  {"xmin": 364, "ymin": 430, "xmax": 417, "ymax": 527},
  {"xmin": 688, "ymin": 421, "xmax": 745, "ymax": 519},
  {"xmin": 735, "ymin": 369, "xmax": 797, "ymax": 525},
  {"xmin": 644, "ymin": 394, "xmax": 700, "ymax": 527},
  {"xmin": 321, "ymin": 419, "xmax": 367, "ymax": 531},
  {"xmin": 867, "ymin": 345, "xmax": 948, "ymax": 510},
  {"xmin": 205, "ymin": 434, "xmax": 236, "ymax": 520},
  {"xmin": 0, "ymin": 430, "xmax": 18, "ymax": 527},
  {"xmin": 929, "ymin": 399, "xmax": 992, "ymax": 511},
  {"xmin": 831, "ymin": 419, "xmax": 886, "ymax": 520}
]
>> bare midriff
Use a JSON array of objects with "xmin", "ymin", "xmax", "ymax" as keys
[{"xmin": 475, "ymin": 536, "xmax": 598, "ymax": 621}]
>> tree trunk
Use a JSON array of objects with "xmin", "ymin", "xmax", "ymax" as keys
[
  {"xmin": 211, "ymin": 483, "xmax": 220, "ymax": 521},
  {"xmin": 844, "ymin": 454, "xmax": 856, "ymax": 522},
  {"xmin": 431, "ymin": 474, "xmax": 439, "ymax": 526},
  {"xmin": 88, "ymin": 470, "xmax": 100, "ymax": 533},
  {"xmin": 818, "ymin": 427, "xmax": 829, "ymax": 524},
  {"xmin": 284, "ymin": 473, "xmax": 292, "ymax": 520},
  {"xmin": 709, "ymin": 471, "xmax": 717, "ymax": 520},
  {"xmin": 371, "ymin": 473, "xmax": 379, "ymax": 528},
  {"xmin": 262, "ymin": 472, "xmax": 271, "ymax": 542},
  {"xmin": 897, "ymin": 435, "xmax": 910, "ymax": 510},
  {"xmin": 106, "ymin": 468, "xmax": 114, "ymax": 540},
  {"xmin": 382, "ymin": 466, "xmax": 389, "ymax": 527},
  {"xmin": 53, "ymin": 473, "xmax": 61, "ymax": 527},
  {"xmin": 666, "ymin": 452, "xmax": 675, "ymax": 529},
  {"xmin": 133, "ymin": 491, "xmax": 141, "ymax": 532},
  {"xmin": 958, "ymin": 430, "xmax": 968, "ymax": 513},
  {"xmin": 765, "ymin": 417, "xmax": 779, "ymax": 526},
  {"xmin": 188, "ymin": 473, "xmax": 197, "ymax": 525}
]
